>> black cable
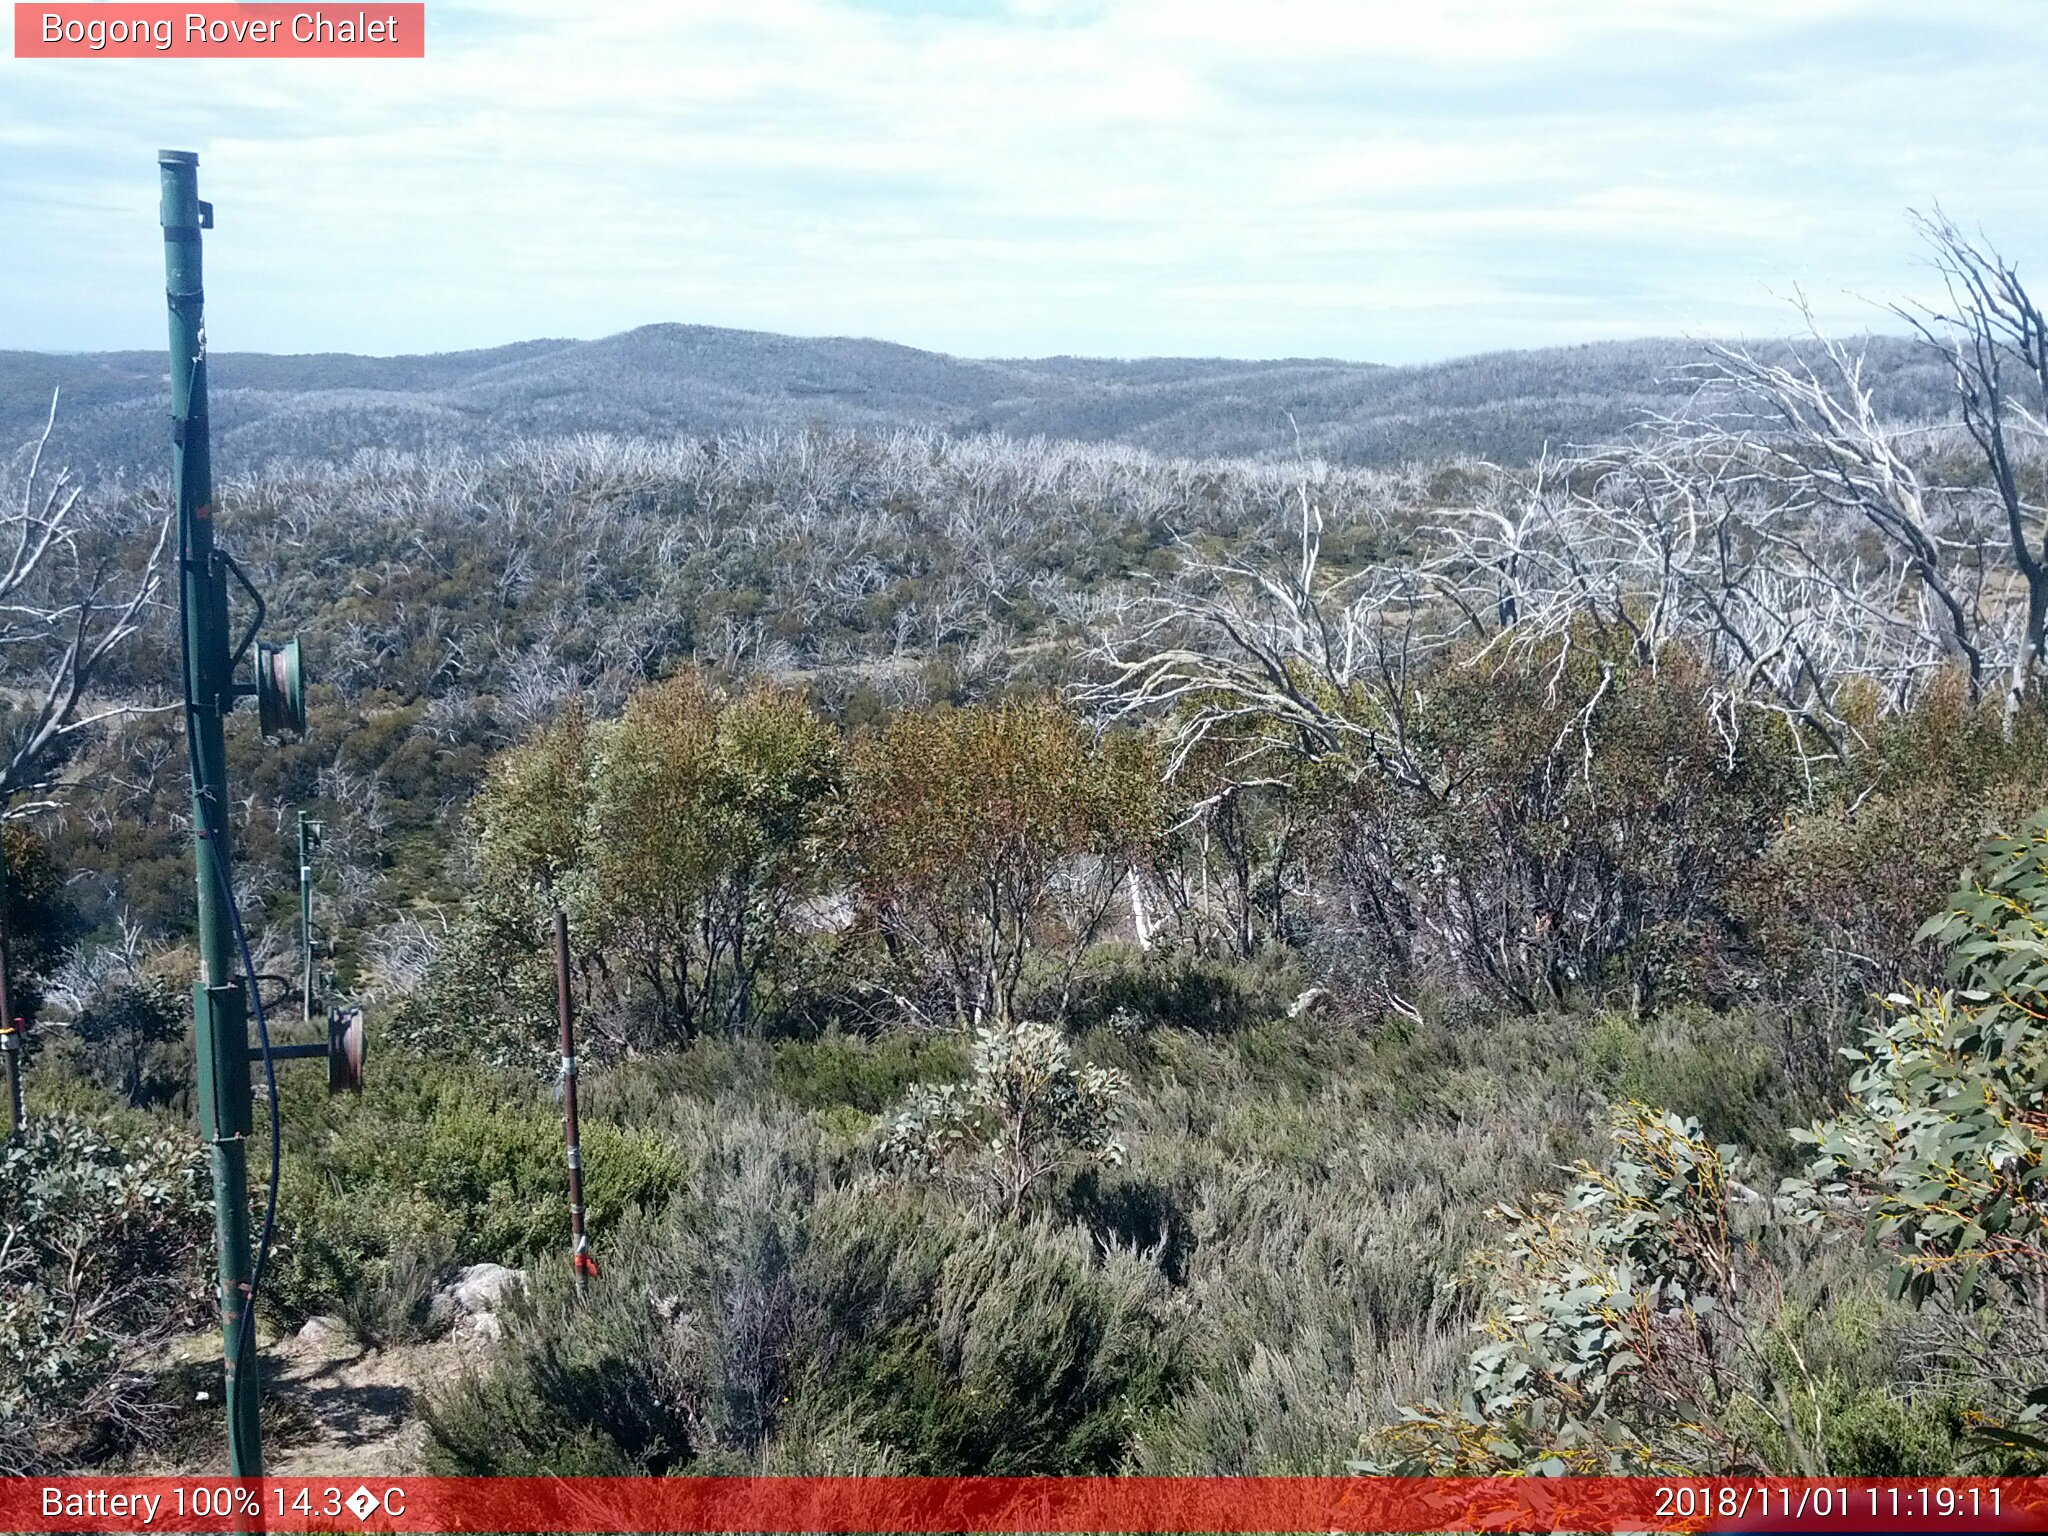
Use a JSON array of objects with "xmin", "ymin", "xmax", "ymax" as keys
[{"xmin": 174, "ymin": 385, "xmax": 282, "ymax": 1401}]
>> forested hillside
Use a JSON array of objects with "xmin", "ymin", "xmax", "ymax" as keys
[
  {"xmin": 7, "ymin": 231, "xmax": 2048, "ymax": 1481},
  {"xmin": 0, "ymin": 326, "xmax": 1954, "ymax": 477}
]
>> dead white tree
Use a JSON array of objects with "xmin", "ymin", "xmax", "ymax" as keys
[
  {"xmin": 1092, "ymin": 484, "xmax": 1442, "ymax": 798},
  {"xmin": 0, "ymin": 393, "xmax": 172, "ymax": 814},
  {"xmin": 1896, "ymin": 210, "xmax": 2048, "ymax": 731},
  {"xmin": 1676, "ymin": 323, "xmax": 1985, "ymax": 706},
  {"xmin": 1429, "ymin": 436, "xmax": 1967, "ymax": 769},
  {"xmin": 1100, "ymin": 214, "xmax": 2048, "ymax": 799}
]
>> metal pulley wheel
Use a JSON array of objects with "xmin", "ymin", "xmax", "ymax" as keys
[
  {"xmin": 327, "ymin": 1006, "xmax": 365, "ymax": 1093},
  {"xmin": 256, "ymin": 636, "xmax": 307, "ymax": 739}
]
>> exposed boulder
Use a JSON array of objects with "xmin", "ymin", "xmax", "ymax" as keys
[{"xmin": 428, "ymin": 1262, "xmax": 528, "ymax": 1339}]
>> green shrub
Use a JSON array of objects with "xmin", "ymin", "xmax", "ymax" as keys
[
  {"xmin": 266, "ymin": 1050, "xmax": 687, "ymax": 1323},
  {"xmin": 1731, "ymin": 775, "xmax": 2047, "ymax": 1089},
  {"xmin": 1323, "ymin": 634, "xmax": 1795, "ymax": 1016},
  {"xmin": 1718, "ymin": 1292, "xmax": 1984, "ymax": 1476},
  {"xmin": 382, "ymin": 911, "xmax": 554, "ymax": 1071},
  {"xmin": 848, "ymin": 697, "xmax": 1161, "ymax": 1028},
  {"xmin": 1358, "ymin": 1103, "xmax": 1792, "ymax": 1476},
  {"xmin": 68, "ymin": 976, "xmax": 187, "ymax": 1110},
  {"xmin": 0, "ymin": 1112, "xmax": 210, "ymax": 1473},
  {"xmin": 771, "ymin": 1030, "xmax": 968, "ymax": 1113},
  {"xmin": 423, "ymin": 1280, "xmax": 695, "ymax": 1475},
  {"xmin": 1056, "ymin": 941, "xmax": 1301, "ymax": 1036},
  {"xmin": 331, "ymin": 1229, "xmax": 460, "ymax": 1349},
  {"xmin": 879, "ymin": 1020, "xmax": 1129, "ymax": 1219},
  {"xmin": 1585, "ymin": 1006, "xmax": 1809, "ymax": 1167},
  {"xmin": 1788, "ymin": 808, "xmax": 2048, "ymax": 1461},
  {"xmin": 826, "ymin": 1213, "xmax": 1178, "ymax": 1473}
]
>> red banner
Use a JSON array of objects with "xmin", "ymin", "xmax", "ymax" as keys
[
  {"xmin": 13, "ymin": 5, "xmax": 424, "ymax": 58},
  {"xmin": 3, "ymin": 1477, "xmax": 2047, "ymax": 1533}
]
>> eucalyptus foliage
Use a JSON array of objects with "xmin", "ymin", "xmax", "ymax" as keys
[
  {"xmin": 850, "ymin": 697, "xmax": 1160, "ymax": 1028},
  {"xmin": 1789, "ymin": 809, "xmax": 2048, "ymax": 1453},
  {"xmin": 1357, "ymin": 1103, "xmax": 1788, "ymax": 1475},
  {"xmin": 879, "ymin": 1019, "xmax": 1128, "ymax": 1218},
  {"xmin": 459, "ymin": 675, "xmax": 842, "ymax": 1047}
]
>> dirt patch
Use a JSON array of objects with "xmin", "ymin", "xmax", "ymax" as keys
[{"xmin": 254, "ymin": 1321, "xmax": 480, "ymax": 1475}]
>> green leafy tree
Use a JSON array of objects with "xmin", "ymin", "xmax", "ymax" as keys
[
  {"xmin": 395, "ymin": 706, "xmax": 592, "ymax": 1064},
  {"xmin": 570, "ymin": 676, "xmax": 840, "ymax": 1042},
  {"xmin": 850, "ymin": 698, "xmax": 1160, "ymax": 1027},
  {"xmin": 474, "ymin": 701, "xmax": 591, "ymax": 908},
  {"xmin": 70, "ymin": 975, "xmax": 183, "ymax": 1109},
  {"xmin": 462, "ymin": 678, "xmax": 841, "ymax": 1044}
]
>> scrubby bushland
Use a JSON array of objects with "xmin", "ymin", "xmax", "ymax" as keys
[
  {"xmin": 65, "ymin": 976, "xmax": 185, "ymax": 1111},
  {"xmin": 1356, "ymin": 1100, "xmax": 1995, "ymax": 1476},
  {"xmin": 423, "ymin": 1102, "xmax": 1179, "ymax": 1476},
  {"xmin": 0, "ymin": 1112, "xmax": 210, "ymax": 1473},
  {"xmin": 31, "ymin": 633, "xmax": 2048, "ymax": 1477},
  {"xmin": 422, "ymin": 978, "xmax": 1738, "ymax": 1477},
  {"xmin": 419, "ymin": 648, "xmax": 2048, "ymax": 1091},
  {"xmin": 459, "ymin": 676, "xmax": 842, "ymax": 1047},
  {"xmin": 1358, "ymin": 1103, "xmax": 1809, "ymax": 1475},
  {"xmin": 25, "ymin": 225, "xmax": 2048, "ymax": 1478},
  {"xmin": 1790, "ymin": 809, "xmax": 2048, "ymax": 1458},
  {"xmin": 32, "ymin": 428, "xmax": 1430, "ymax": 968},
  {"xmin": 1728, "ymin": 678, "xmax": 2048, "ymax": 1084},
  {"xmin": 407, "ymin": 684, "xmax": 1169, "ymax": 1057},
  {"xmin": 1359, "ymin": 815, "xmax": 2048, "ymax": 1477},
  {"xmin": 1314, "ymin": 634, "xmax": 1795, "ymax": 1017}
]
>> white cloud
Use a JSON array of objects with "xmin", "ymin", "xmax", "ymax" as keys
[{"xmin": 1, "ymin": 0, "xmax": 2043, "ymax": 360}]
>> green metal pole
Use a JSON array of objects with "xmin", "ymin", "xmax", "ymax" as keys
[
  {"xmin": 298, "ymin": 813, "xmax": 313, "ymax": 1027},
  {"xmin": 162, "ymin": 148, "xmax": 263, "ymax": 1478}
]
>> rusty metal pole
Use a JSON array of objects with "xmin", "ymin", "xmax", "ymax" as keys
[{"xmin": 552, "ymin": 905, "xmax": 594, "ymax": 1295}]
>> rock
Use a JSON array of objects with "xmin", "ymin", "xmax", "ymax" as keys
[
  {"xmin": 451, "ymin": 1262, "xmax": 527, "ymax": 1312},
  {"xmin": 436, "ymin": 1262, "xmax": 527, "ymax": 1318},
  {"xmin": 295, "ymin": 1315, "xmax": 353, "ymax": 1350},
  {"xmin": 455, "ymin": 1310, "xmax": 505, "ymax": 1345}
]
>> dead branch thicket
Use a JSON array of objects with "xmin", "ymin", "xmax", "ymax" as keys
[{"xmin": 1092, "ymin": 221, "xmax": 2048, "ymax": 1002}]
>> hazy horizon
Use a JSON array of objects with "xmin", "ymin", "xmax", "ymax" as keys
[{"xmin": 0, "ymin": 314, "xmax": 1922, "ymax": 370}]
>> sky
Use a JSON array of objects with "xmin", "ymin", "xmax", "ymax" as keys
[{"xmin": 3, "ymin": 0, "xmax": 2045, "ymax": 363}]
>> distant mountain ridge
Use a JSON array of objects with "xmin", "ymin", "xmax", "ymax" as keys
[{"xmin": 0, "ymin": 322, "xmax": 1951, "ymax": 479}]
